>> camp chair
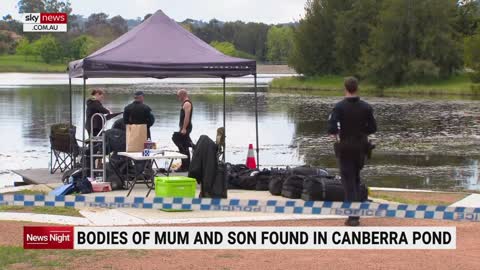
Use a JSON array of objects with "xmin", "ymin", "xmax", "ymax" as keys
[
  {"xmin": 216, "ymin": 127, "xmax": 225, "ymax": 161},
  {"xmin": 49, "ymin": 123, "xmax": 81, "ymax": 174}
]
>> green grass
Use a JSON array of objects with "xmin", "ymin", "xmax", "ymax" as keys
[
  {"xmin": 0, "ymin": 54, "xmax": 66, "ymax": 73},
  {"xmin": 0, "ymin": 246, "xmax": 101, "ymax": 269},
  {"xmin": 0, "ymin": 205, "xmax": 82, "ymax": 217},
  {"xmin": 270, "ymin": 74, "xmax": 480, "ymax": 95},
  {"xmin": 370, "ymin": 191, "xmax": 468, "ymax": 206},
  {"xmin": 3, "ymin": 189, "xmax": 49, "ymax": 195}
]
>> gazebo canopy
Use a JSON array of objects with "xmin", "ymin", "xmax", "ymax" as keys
[{"xmin": 68, "ymin": 10, "xmax": 256, "ymax": 79}]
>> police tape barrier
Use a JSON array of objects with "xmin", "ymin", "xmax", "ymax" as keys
[{"xmin": 0, "ymin": 194, "xmax": 479, "ymax": 222}]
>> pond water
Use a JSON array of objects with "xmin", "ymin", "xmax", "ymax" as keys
[{"xmin": 0, "ymin": 76, "xmax": 479, "ymax": 191}]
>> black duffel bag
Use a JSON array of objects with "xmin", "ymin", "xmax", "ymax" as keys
[
  {"xmin": 227, "ymin": 164, "xmax": 257, "ymax": 190},
  {"xmin": 301, "ymin": 176, "xmax": 368, "ymax": 202},
  {"xmin": 255, "ymin": 169, "xmax": 271, "ymax": 191},
  {"xmin": 292, "ymin": 165, "xmax": 329, "ymax": 177},
  {"xmin": 281, "ymin": 175, "xmax": 306, "ymax": 199},
  {"xmin": 268, "ymin": 168, "xmax": 289, "ymax": 196}
]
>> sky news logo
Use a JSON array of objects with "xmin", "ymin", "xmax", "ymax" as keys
[{"xmin": 22, "ymin": 13, "xmax": 67, "ymax": 32}]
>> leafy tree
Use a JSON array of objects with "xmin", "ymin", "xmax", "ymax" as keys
[
  {"xmin": 210, "ymin": 41, "xmax": 255, "ymax": 59},
  {"xmin": 359, "ymin": 0, "xmax": 462, "ymax": 86},
  {"xmin": 68, "ymin": 14, "xmax": 84, "ymax": 34},
  {"xmin": 335, "ymin": 0, "xmax": 381, "ymax": 74},
  {"xmin": 143, "ymin": 14, "xmax": 152, "ymax": 22},
  {"xmin": 190, "ymin": 20, "xmax": 270, "ymax": 60},
  {"xmin": 0, "ymin": 15, "xmax": 23, "ymax": 34},
  {"xmin": 17, "ymin": 0, "xmax": 45, "ymax": 13},
  {"xmin": 85, "ymin": 13, "xmax": 109, "ymax": 35},
  {"xmin": 68, "ymin": 35, "xmax": 93, "ymax": 59},
  {"xmin": 289, "ymin": 0, "xmax": 353, "ymax": 76},
  {"xmin": 0, "ymin": 31, "xmax": 16, "ymax": 54},
  {"xmin": 44, "ymin": 0, "xmax": 72, "ymax": 14},
  {"xmin": 34, "ymin": 34, "xmax": 61, "ymax": 63},
  {"xmin": 110, "ymin": 15, "xmax": 128, "ymax": 36},
  {"xmin": 180, "ymin": 22, "xmax": 193, "ymax": 33},
  {"xmin": 464, "ymin": 33, "xmax": 480, "ymax": 82},
  {"xmin": 455, "ymin": 0, "xmax": 480, "ymax": 36},
  {"xmin": 15, "ymin": 37, "xmax": 34, "ymax": 59},
  {"xmin": 211, "ymin": 41, "xmax": 236, "ymax": 56},
  {"xmin": 266, "ymin": 26, "xmax": 294, "ymax": 62}
]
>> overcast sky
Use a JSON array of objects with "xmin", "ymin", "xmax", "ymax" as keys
[{"xmin": 2, "ymin": 0, "xmax": 307, "ymax": 24}]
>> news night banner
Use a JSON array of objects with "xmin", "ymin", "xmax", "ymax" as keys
[
  {"xmin": 22, "ymin": 13, "xmax": 67, "ymax": 32},
  {"xmin": 24, "ymin": 226, "xmax": 457, "ymax": 250}
]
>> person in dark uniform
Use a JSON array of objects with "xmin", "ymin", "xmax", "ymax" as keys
[
  {"xmin": 86, "ymin": 89, "xmax": 111, "ymax": 137},
  {"xmin": 123, "ymin": 91, "xmax": 155, "ymax": 139},
  {"xmin": 328, "ymin": 77, "xmax": 377, "ymax": 226},
  {"xmin": 172, "ymin": 89, "xmax": 194, "ymax": 172}
]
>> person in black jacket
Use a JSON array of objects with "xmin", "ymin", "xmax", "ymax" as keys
[
  {"xmin": 86, "ymin": 89, "xmax": 111, "ymax": 137},
  {"xmin": 123, "ymin": 91, "xmax": 155, "ymax": 139},
  {"xmin": 328, "ymin": 77, "xmax": 377, "ymax": 226}
]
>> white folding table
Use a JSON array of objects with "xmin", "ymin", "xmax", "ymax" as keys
[{"xmin": 117, "ymin": 151, "xmax": 187, "ymax": 197}]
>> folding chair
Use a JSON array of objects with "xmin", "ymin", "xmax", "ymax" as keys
[
  {"xmin": 49, "ymin": 123, "xmax": 81, "ymax": 174},
  {"xmin": 216, "ymin": 127, "xmax": 225, "ymax": 161}
]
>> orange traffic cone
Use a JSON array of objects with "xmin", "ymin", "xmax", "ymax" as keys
[{"xmin": 246, "ymin": 144, "xmax": 257, "ymax": 169}]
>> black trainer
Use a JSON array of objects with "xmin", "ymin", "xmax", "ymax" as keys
[{"xmin": 344, "ymin": 218, "xmax": 360, "ymax": 227}]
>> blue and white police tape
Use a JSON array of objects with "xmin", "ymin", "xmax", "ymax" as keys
[{"xmin": 0, "ymin": 193, "xmax": 479, "ymax": 222}]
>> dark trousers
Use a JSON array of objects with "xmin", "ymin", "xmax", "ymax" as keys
[
  {"xmin": 336, "ymin": 142, "xmax": 366, "ymax": 220},
  {"xmin": 172, "ymin": 132, "xmax": 192, "ymax": 170}
]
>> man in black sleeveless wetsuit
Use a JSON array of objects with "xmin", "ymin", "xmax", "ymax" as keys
[
  {"xmin": 172, "ymin": 89, "xmax": 194, "ymax": 172},
  {"xmin": 328, "ymin": 77, "xmax": 377, "ymax": 226}
]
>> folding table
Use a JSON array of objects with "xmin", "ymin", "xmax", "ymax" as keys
[{"xmin": 117, "ymin": 151, "xmax": 187, "ymax": 197}]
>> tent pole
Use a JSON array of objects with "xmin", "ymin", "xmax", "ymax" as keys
[
  {"xmin": 82, "ymin": 78, "xmax": 87, "ymax": 176},
  {"xmin": 222, "ymin": 76, "xmax": 226, "ymax": 163},
  {"xmin": 69, "ymin": 78, "xmax": 72, "ymax": 125},
  {"xmin": 254, "ymin": 73, "xmax": 259, "ymax": 169},
  {"xmin": 69, "ymin": 77, "xmax": 73, "ymax": 169}
]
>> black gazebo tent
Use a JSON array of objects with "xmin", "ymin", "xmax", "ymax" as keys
[{"xmin": 68, "ymin": 10, "xmax": 260, "ymax": 166}]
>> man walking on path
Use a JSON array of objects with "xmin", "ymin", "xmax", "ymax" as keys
[
  {"xmin": 172, "ymin": 89, "xmax": 194, "ymax": 172},
  {"xmin": 328, "ymin": 77, "xmax": 377, "ymax": 226}
]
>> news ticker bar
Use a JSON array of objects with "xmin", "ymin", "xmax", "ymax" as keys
[
  {"xmin": 2, "ymin": 194, "xmax": 480, "ymax": 222},
  {"xmin": 24, "ymin": 226, "xmax": 456, "ymax": 250}
]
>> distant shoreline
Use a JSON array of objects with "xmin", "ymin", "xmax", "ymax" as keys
[
  {"xmin": 0, "ymin": 55, "xmax": 295, "ymax": 74},
  {"xmin": 270, "ymin": 75, "xmax": 480, "ymax": 96}
]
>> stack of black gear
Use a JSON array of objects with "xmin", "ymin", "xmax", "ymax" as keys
[{"xmin": 301, "ymin": 176, "xmax": 368, "ymax": 202}]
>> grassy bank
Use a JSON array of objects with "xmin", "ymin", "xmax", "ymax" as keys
[
  {"xmin": 0, "ymin": 205, "xmax": 82, "ymax": 217},
  {"xmin": 270, "ymin": 74, "xmax": 480, "ymax": 95},
  {"xmin": 370, "ymin": 191, "xmax": 468, "ymax": 206},
  {"xmin": 0, "ymin": 55, "xmax": 66, "ymax": 73}
]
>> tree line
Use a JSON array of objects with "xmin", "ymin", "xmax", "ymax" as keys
[
  {"xmin": 289, "ymin": 0, "xmax": 480, "ymax": 86},
  {"xmin": 0, "ymin": 0, "xmax": 295, "ymax": 64},
  {"xmin": 2, "ymin": 0, "xmax": 479, "ymax": 87}
]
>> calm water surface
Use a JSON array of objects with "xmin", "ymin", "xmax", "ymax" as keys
[{"xmin": 0, "ymin": 81, "xmax": 479, "ymax": 191}]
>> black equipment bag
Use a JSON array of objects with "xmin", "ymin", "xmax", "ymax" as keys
[
  {"xmin": 281, "ymin": 175, "xmax": 305, "ymax": 199},
  {"xmin": 301, "ymin": 176, "xmax": 368, "ymax": 202},
  {"xmin": 227, "ymin": 164, "xmax": 257, "ymax": 190},
  {"xmin": 73, "ymin": 177, "xmax": 93, "ymax": 194},
  {"xmin": 255, "ymin": 169, "xmax": 271, "ymax": 191},
  {"xmin": 292, "ymin": 165, "xmax": 329, "ymax": 177},
  {"xmin": 268, "ymin": 168, "xmax": 289, "ymax": 196}
]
